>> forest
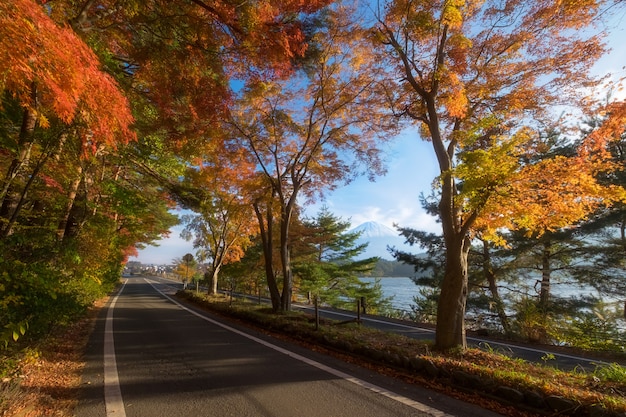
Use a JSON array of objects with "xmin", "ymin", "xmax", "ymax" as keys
[{"xmin": 2, "ymin": 0, "xmax": 626, "ymax": 352}]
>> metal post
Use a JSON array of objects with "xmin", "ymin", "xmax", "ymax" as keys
[{"xmin": 315, "ymin": 296, "xmax": 320, "ymax": 331}]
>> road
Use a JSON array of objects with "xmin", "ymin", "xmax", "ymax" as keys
[{"xmin": 76, "ymin": 277, "xmax": 504, "ymax": 417}]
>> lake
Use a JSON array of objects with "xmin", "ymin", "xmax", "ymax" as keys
[
  {"xmin": 360, "ymin": 277, "xmax": 417, "ymax": 313},
  {"xmin": 361, "ymin": 276, "xmax": 615, "ymax": 317}
]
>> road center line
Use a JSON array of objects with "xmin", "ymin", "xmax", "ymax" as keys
[
  {"xmin": 104, "ymin": 280, "xmax": 127, "ymax": 417},
  {"xmin": 146, "ymin": 279, "xmax": 452, "ymax": 417}
]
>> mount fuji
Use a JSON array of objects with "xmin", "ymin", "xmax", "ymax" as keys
[{"xmin": 349, "ymin": 221, "xmax": 416, "ymax": 260}]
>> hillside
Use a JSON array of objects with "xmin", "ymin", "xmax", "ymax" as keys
[{"xmin": 369, "ymin": 259, "xmax": 418, "ymax": 277}]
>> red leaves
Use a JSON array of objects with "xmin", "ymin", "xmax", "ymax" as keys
[
  {"xmin": 0, "ymin": 0, "xmax": 135, "ymax": 152},
  {"xmin": 221, "ymin": 0, "xmax": 333, "ymax": 76}
]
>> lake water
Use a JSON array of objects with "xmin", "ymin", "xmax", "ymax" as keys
[
  {"xmin": 361, "ymin": 277, "xmax": 617, "ymax": 316},
  {"xmin": 360, "ymin": 277, "xmax": 417, "ymax": 313}
]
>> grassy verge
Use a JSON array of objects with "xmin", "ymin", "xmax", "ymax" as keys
[{"xmin": 177, "ymin": 290, "xmax": 626, "ymax": 417}]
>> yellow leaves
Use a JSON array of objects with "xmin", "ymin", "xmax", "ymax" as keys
[
  {"xmin": 37, "ymin": 113, "xmax": 50, "ymax": 129},
  {"xmin": 453, "ymin": 120, "xmax": 626, "ymax": 246},
  {"xmin": 455, "ymin": 130, "xmax": 523, "ymax": 211},
  {"xmin": 476, "ymin": 153, "xmax": 626, "ymax": 241},
  {"xmin": 442, "ymin": 0, "xmax": 466, "ymax": 30},
  {"xmin": 20, "ymin": 16, "xmax": 36, "ymax": 32}
]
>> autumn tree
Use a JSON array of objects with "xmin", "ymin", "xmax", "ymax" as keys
[
  {"xmin": 41, "ymin": 0, "xmax": 338, "ymax": 256},
  {"xmin": 0, "ymin": 0, "xmax": 135, "ymax": 237},
  {"xmin": 497, "ymin": 116, "xmax": 626, "ymax": 343},
  {"xmin": 46, "ymin": 0, "xmax": 334, "ymax": 180},
  {"xmin": 0, "ymin": 1, "xmax": 192, "ymax": 345},
  {"xmin": 250, "ymin": 177, "xmax": 285, "ymax": 310},
  {"xmin": 229, "ymin": 4, "xmax": 397, "ymax": 311},
  {"xmin": 221, "ymin": 240, "xmax": 267, "ymax": 298},
  {"xmin": 172, "ymin": 254, "xmax": 197, "ymax": 286},
  {"xmin": 181, "ymin": 151, "xmax": 258, "ymax": 295},
  {"xmin": 374, "ymin": 0, "xmax": 625, "ymax": 350}
]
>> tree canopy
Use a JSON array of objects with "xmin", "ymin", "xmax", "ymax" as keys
[{"xmin": 0, "ymin": 0, "xmax": 331, "ymax": 345}]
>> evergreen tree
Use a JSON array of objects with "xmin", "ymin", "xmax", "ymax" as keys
[
  {"xmin": 292, "ymin": 207, "xmax": 391, "ymax": 313},
  {"xmin": 569, "ymin": 120, "xmax": 626, "ymax": 304},
  {"xmin": 484, "ymin": 123, "xmax": 626, "ymax": 344},
  {"xmin": 389, "ymin": 226, "xmax": 443, "ymax": 324}
]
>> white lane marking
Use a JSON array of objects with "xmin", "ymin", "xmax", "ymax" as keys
[
  {"xmin": 104, "ymin": 280, "xmax": 128, "ymax": 417},
  {"xmin": 145, "ymin": 279, "xmax": 451, "ymax": 417}
]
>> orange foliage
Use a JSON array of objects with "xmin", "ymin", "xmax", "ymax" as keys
[
  {"xmin": 584, "ymin": 100, "xmax": 626, "ymax": 156},
  {"xmin": 377, "ymin": 0, "xmax": 618, "ymax": 238},
  {"xmin": 217, "ymin": 0, "xmax": 334, "ymax": 73},
  {"xmin": 477, "ymin": 153, "xmax": 626, "ymax": 243},
  {"xmin": 184, "ymin": 134, "xmax": 259, "ymax": 267},
  {"xmin": 48, "ymin": 0, "xmax": 330, "ymax": 154},
  {"xmin": 0, "ymin": 0, "xmax": 135, "ymax": 152}
]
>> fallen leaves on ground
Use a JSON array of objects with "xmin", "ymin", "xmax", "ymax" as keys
[{"xmin": 0, "ymin": 300, "xmax": 104, "ymax": 417}]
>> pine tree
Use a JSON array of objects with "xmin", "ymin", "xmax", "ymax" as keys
[{"xmin": 292, "ymin": 207, "xmax": 391, "ymax": 313}]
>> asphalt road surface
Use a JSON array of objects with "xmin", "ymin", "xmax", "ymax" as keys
[{"xmin": 75, "ymin": 277, "xmax": 506, "ymax": 417}]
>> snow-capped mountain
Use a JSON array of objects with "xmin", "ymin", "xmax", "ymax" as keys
[
  {"xmin": 350, "ymin": 221, "xmax": 415, "ymax": 260},
  {"xmin": 352, "ymin": 221, "xmax": 398, "ymax": 238}
]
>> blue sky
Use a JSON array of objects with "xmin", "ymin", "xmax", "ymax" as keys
[
  {"xmin": 130, "ymin": 11, "xmax": 626, "ymax": 265},
  {"xmin": 130, "ymin": 132, "xmax": 442, "ymax": 265},
  {"xmin": 303, "ymin": 132, "xmax": 441, "ymax": 232}
]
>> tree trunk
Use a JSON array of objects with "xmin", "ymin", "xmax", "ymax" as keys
[
  {"xmin": 1, "ymin": 156, "xmax": 45, "ymax": 238},
  {"xmin": 253, "ymin": 199, "xmax": 281, "ymax": 311},
  {"xmin": 279, "ymin": 206, "xmax": 293, "ymax": 311},
  {"xmin": 209, "ymin": 264, "xmax": 221, "ymax": 295},
  {"xmin": 435, "ymin": 234, "xmax": 469, "ymax": 350},
  {"xmin": 0, "ymin": 87, "xmax": 38, "ymax": 221},
  {"xmin": 64, "ymin": 189, "xmax": 88, "ymax": 239},
  {"xmin": 482, "ymin": 240, "xmax": 511, "ymax": 335},
  {"xmin": 434, "ymin": 151, "xmax": 470, "ymax": 350},
  {"xmin": 421, "ymin": 88, "xmax": 472, "ymax": 350},
  {"xmin": 278, "ymin": 188, "xmax": 300, "ymax": 312},
  {"xmin": 57, "ymin": 164, "xmax": 84, "ymax": 241},
  {"xmin": 539, "ymin": 239, "xmax": 552, "ymax": 312}
]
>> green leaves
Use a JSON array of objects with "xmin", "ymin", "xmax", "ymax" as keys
[
  {"xmin": 1, "ymin": 321, "xmax": 28, "ymax": 348},
  {"xmin": 291, "ymin": 207, "xmax": 389, "ymax": 312}
]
